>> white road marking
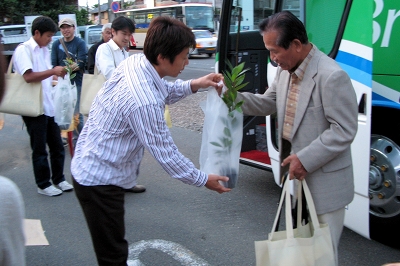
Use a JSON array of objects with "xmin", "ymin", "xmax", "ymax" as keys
[{"xmin": 127, "ymin": 239, "xmax": 210, "ymax": 266}]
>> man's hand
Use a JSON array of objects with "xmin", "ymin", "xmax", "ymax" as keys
[
  {"xmin": 69, "ymin": 62, "xmax": 79, "ymax": 72},
  {"xmin": 281, "ymin": 154, "xmax": 308, "ymax": 181},
  {"xmin": 53, "ymin": 66, "xmax": 67, "ymax": 77},
  {"xmin": 190, "ymin": 73, "xmax": 224, "ymax": 93},
  {"xmin": 205, "ymin": 174, "xmax": 231, "ymax": 193}
]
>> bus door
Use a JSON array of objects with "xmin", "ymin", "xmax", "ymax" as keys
[{"xmin": 217, "ymin": 1, "xmax": 276, "ymax": 175}]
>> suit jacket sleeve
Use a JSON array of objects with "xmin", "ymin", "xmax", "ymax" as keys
[{"xmin": 236, "ymin": 67, "xmax": 281, "ymax": 116}]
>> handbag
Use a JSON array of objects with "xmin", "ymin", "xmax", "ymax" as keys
[
  {"xmin": 0, "ymin": 45, "xmax": 43, "ymax": 117},
  {"xmin": 80, "ymin": 66, "xmax": 107, "ymax": 116},
  {"xmin": 80, "ymin": 44, "xmax": 115, "ymax": 116},
  {"xmin": 255, "ymin": 176, "xmax": 335, "ymax": 266}
]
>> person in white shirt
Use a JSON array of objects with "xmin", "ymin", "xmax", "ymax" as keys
[
  {"xmin": 71, "ymin": 16, "xmax": 231, "ymax": 265},
  {"xmin": 95, "ymin": 16, "xmax": 146, "ymax": 193},
  {"xmin": 13, "ymin": 16, "xmax": 74, "ymax": 196},
  {"xmin": 95, "ymin": 16, "xmax": 133, "ymax": 80}
]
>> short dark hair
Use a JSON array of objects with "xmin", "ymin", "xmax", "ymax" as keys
[
  {"xmin": 259, "ymin": 11, "xmax": 308, "ymax": 49},
  {"xmin": 144, "ymin": 16, "xmax": 196, "ymax": 65},
  {"xmin": 31, "ymin": 16, "xmax": 57, "ymax": 36},
  {"xmin": 112, "ymin": 16, "xmax": 135, "ymax": 34}
]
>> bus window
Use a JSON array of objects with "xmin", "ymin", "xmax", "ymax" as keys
[
  {"xmin": 304, "ymin": 0, "xmax": 347, "ymax": 55},
  {"xmin": 117, "ymin": 4, "xmax": 214, "ymax": 48}
]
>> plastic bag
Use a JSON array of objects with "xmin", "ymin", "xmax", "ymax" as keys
[
  {"xmin": 199, "ymin": 87, "xmax": 243, "ymax": 188},
  {"xmin": 53, "ymin": 73, "xmax": 77, "ymax": 130}
]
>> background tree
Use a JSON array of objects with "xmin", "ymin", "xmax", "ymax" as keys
[{"xmin": 0, "ymin": 0, "xmax": 92, "ymax": 26}]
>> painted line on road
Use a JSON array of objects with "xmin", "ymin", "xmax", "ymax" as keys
[{"xmin": 127, "ymin": 239, "xmax": 210, "ymax": 266}]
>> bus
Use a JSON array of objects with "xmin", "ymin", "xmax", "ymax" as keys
[
  {"xmin": 116, "ymin": 3, "xmax": 214, "ymax": 48},
  {"xmin": 216, "ymin": 0, "xmax": 400, "ymax": 248}
]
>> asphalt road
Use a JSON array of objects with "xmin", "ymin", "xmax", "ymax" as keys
[{"xmin": 1, "ymin": 54, "xmax": 400, "ymax": 265}]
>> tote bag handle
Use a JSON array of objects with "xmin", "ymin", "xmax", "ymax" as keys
[{"xmin": 269, "ymin": 175, "xmax": 321, "ymax": 239}]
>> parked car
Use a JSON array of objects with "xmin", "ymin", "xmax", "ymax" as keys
[
  {"xmin": 0, "ymin": 24, "xmax": 28, "ymax": 56},
  {"xmin": 190, "ymin": 30, "xmax": 217, "ymax": 58},
  {"xmin": 78, "ymin": 25, "xmax": 102, "ymax": 51},
  {"xmin": 48, "ymin": 31, "xmax": 63, "ymax": 52}
]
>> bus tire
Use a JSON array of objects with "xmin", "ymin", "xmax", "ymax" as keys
[{"xmin": 369, "ymin": 106, "xmax": 400, "ymax": 248}]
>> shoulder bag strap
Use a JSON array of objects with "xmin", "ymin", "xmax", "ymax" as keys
[
  {"xmin": 106, "ymin": 43, "xmax": 117, "ymax": 68},
  {"xmin": 9, "ymin": 43, "xmax": 33, "ymax": 74},
  {"xmin": 59, "ymin": 38, "xmax": 72, "ymax": 60}
]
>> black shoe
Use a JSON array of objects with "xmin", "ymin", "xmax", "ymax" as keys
[{"xmin": 124, "ymin": 185, "xmax": 146, "ymax": 193}]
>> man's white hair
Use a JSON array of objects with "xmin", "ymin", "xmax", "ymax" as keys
[{"xmin": 102, "ymin": 23, "xmax": 112, "ymax": 32}]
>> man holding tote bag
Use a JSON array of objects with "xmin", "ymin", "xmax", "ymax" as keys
[
  {"xmin": 13, "ymin": 16, "xmax": 73, "ymax": 196},
  {"xmin": 236, "ymin": 11, "xmax": 358, "ymax": 265}
]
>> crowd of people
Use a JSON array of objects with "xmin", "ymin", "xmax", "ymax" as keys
[{"xmin": 0, "ymin": 11, "xmax": 365, "ymax": 266}]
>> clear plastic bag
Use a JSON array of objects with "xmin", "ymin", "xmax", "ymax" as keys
[
  {"xmin": 199, "ymin": 87, "xmax": 243, "ymax": 188},
  {"xmin": 53, "ymin": 73, "xmax": 77, "ymax": 130}
]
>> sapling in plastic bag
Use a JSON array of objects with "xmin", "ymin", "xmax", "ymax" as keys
[
  {"xmin": 53, "ymin": 73, "xmax": 77, "ymax": 130},
  {"xmin": 200, "ymin": 62, "xmax": 250, "ymax": 188}
]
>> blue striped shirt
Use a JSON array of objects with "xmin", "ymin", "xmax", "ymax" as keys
[{"xmin": 71, "ymin": 54, "xmax": 207, "ymax": 188}]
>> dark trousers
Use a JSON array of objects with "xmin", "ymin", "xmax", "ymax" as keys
[
  {"xmin": 22, "ymin": 115, "xmax": 65, "ymax": 189},
  {"xmin": 73, "ymin": 178, "xmax": 128, "ymax": 266}
]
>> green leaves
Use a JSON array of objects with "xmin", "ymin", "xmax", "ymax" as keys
[
  {"xmin": 63, "ymin": 58, "xmax": 78, "ymax": 80},
  {"xmin": 221, "ymin": 61, "xmax": 250, "ymax": 115}
]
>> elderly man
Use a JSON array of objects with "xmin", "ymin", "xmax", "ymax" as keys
[{"xmin": 236, "ymin": 11, "xmax": 358, "ymax": 266}]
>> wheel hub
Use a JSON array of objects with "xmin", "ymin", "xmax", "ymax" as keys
[{"xmin": 369, "ymin": 135, "xmax": 400, "ymax": 218}]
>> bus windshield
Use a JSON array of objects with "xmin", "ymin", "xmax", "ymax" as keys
[{"xmin": 185, "ymin": 6, "xmax": 214, "ymax": 30}]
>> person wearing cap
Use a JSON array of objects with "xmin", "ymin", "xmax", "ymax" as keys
[
  {"xmin": 87, "ymin": 23, "xmax": 112, "ymax": 74},
  {"xmin": 13, "ymin": 16, "xmax": 73, "ymax": 197},
  {"xmin": 51, "ymin": 17, "xmax": 87, "ymax": 146},
  {"xmin": 95, "ymin": 16, "xmax": 146, "ymax": 193}
]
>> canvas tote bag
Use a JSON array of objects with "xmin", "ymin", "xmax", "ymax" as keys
[
  {"xmin": 80, "ymin": 43, "xmax": 115, "ymax": 116},
  {"xmin": 255, "ymin": 176, "xmax": 335, "ymax": 266},
  {"xmin": 80, "ymin": 65, "xmax": 106, "ymax": 116},
  {"xmin": 0, "ymin": 45, "xmax": 43, "ymax": 116}
]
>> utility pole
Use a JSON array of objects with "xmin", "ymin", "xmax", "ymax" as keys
[{"xmin": 98, "ymin": 0, "xmax": 101, "ymax": 25}]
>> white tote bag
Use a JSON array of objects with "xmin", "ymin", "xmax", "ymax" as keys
[
  {"xmin": 255, "ymin": 176, "xmax": 335, "ymax": 266},
  {"xmin": 80, "ymin": 66, "xmax": 106, "ymax": 116}
]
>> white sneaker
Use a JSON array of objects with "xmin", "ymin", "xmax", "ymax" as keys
[
  {"xmin": 38, "ymin": 185, "xmax": 63, "ymax": 196},
  {"xmin": 57, "ymin": 181, "xmax": 73, "ymax": 192}
]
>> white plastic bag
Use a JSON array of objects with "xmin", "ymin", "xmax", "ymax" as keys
[
  {"xmin": 199, "ymin": 87, "xmax": 243, "ymax": 188},
  {"xmin": 53, "ymin": 73, "xmax": 77, "ymax": 130}
]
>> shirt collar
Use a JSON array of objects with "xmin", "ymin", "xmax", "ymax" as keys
[
  {"xmin": 108, "ymin": 39, "xmax": 123, "ymax": 51},
  {"xmin": 27, "ymin": 37, "xmax": 41, "ymax": 51},
  {"xmin": 293, "ymin": 43, "xmax": 316, "ymax": 81}
]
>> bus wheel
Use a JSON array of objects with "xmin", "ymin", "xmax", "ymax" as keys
[{"xmin": 369, "ymin": 134, "xmax": 400, "ymax": 248}]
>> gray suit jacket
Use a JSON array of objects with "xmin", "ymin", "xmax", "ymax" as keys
[{"xmin": 237, "ymin": 46, "xmax": 358, "ymax": 214}]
